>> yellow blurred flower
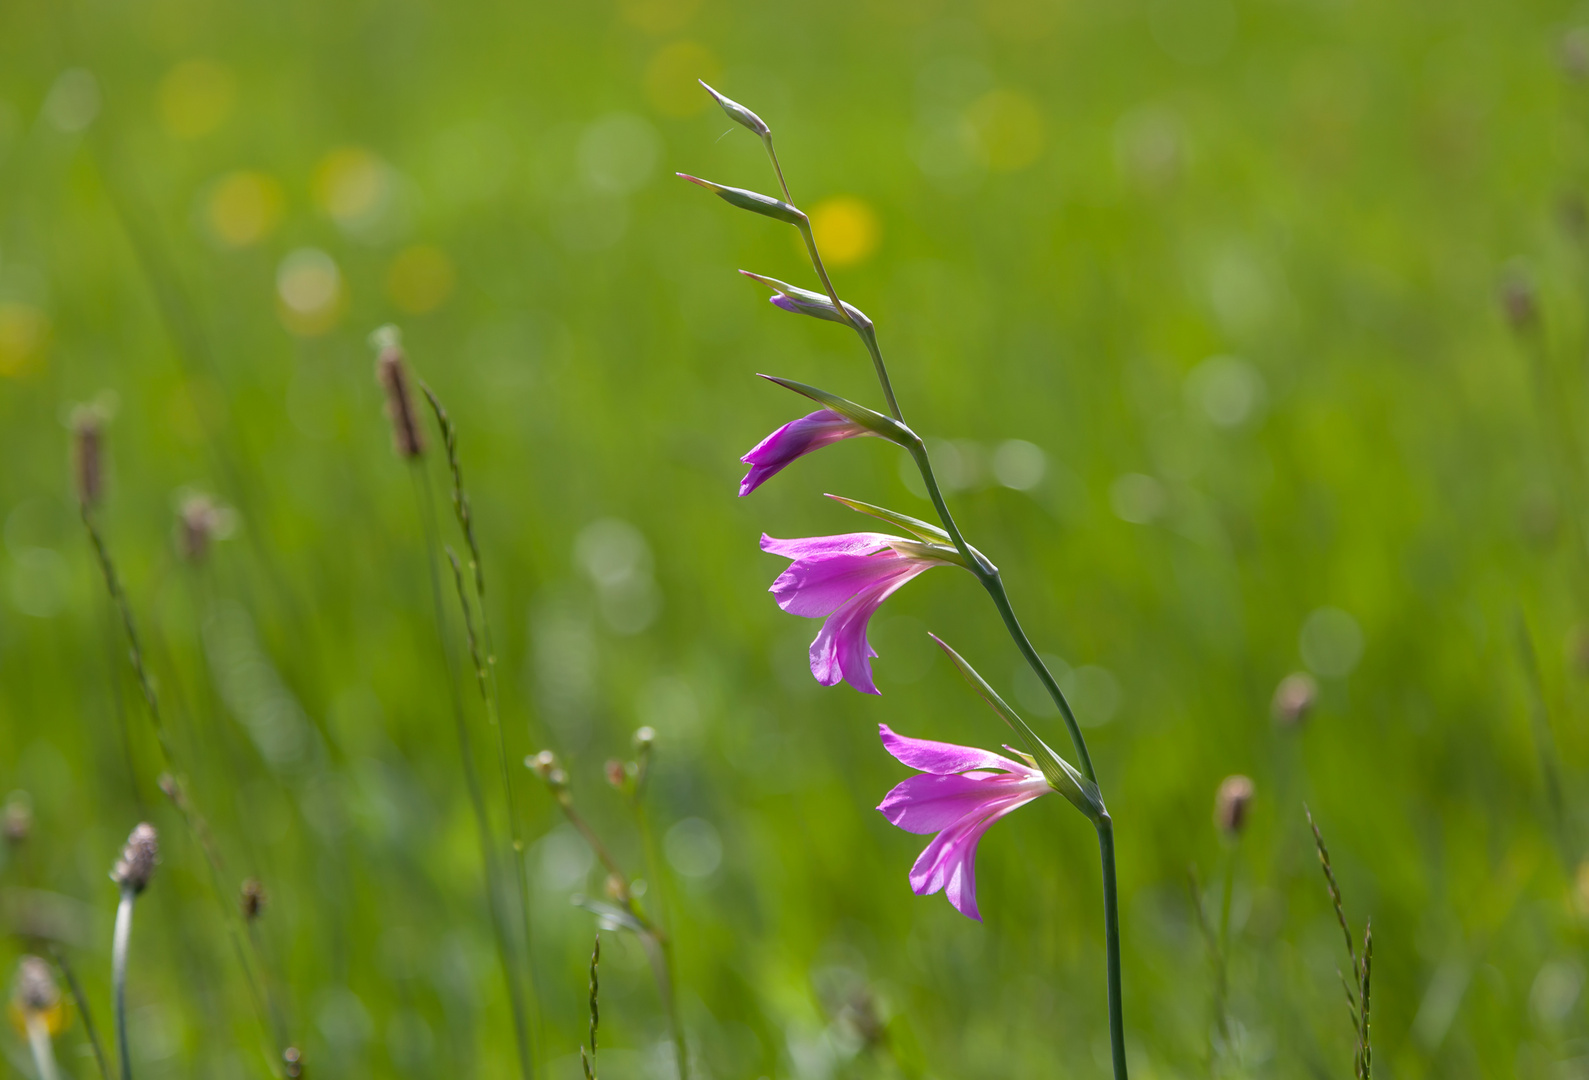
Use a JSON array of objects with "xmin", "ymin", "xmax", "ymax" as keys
[
  {"xmin": 809, "ymin": 196, "xmax": 881, "ymax": 268},
  {"xmin": 204, "ymin": 171, "xmax": 284, "ymax": 248},
  {"xmin": 644, "ymin": 41, "xmax": 719, "ymax": 117},
  {"xmin": 0, "ymin": 303, "xmax": 49, "ymax": 377},
  {"xmin": 968, "ymin": 89, "xmax": 1045, "ymax": 171},
  {"xmin": 620, "ymin": 0, "xmax": 700, "ymax": 33},
  {"xmin": 386, "ymin": 245, "xmax": 456, "ymax": 315},
  {"xmin": 159, "ymin": 59, "xmax": 235, "ymax": 140},
  {"xmin": 312, "ymin": 147, "xmax": 392, "ymax": 230},
  {"xmin": 276, "ymin": 248, "xmax": 345, "ymax": 336}
]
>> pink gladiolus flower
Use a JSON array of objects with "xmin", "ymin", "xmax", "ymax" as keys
[
  {"xmin": 740, "ymin": 409, "xmax": 869, "ymax": 496},
  {"xmin": 761, "ymin": 532, "xmax": 951, "ymax": 694},
  {"xmin": 875, "ymin": 724, "xmax": 1051, "ymax": 921}
]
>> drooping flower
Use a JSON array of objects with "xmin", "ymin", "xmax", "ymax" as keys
[
  {"xmin": 740, "ymin": 409, "xmax": 870, "ymax": 496},
  {"xmin": 762, "ymin": 533, "xmax": 951, "ymax": 694},
  {"xmin": 875, "ymin": 724, "xmax": 1051, "ymax": 921}
]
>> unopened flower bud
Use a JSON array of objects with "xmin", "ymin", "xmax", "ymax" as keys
[
  {"xmin": 111, "ymin": 822, "xmax": 159, "ymax": 894},
  {"xmin": 699, "ymin": 80, "xmax": 770, "ymax": 137},
  {"xmin": 372, "ymin": 326, "xmax": 424, "ymax": 460},
  {"xmin": 3, "ymin": 791, "xmax": 31, "ymax": 845},
  {"xmin": 604, "ymin": 760, "xmax": 628, "ymax": 789},
  {"xmin": 1271, "ymin": 672, "xmax": 1318, "ymax": 727},
  {"xmin": 71, "ymin": 405, "xmax": 104, "ymax": 508},
  {"xmin": 240, "ymin": 877, "xmax": 267, "ymax": 922},
  {"xmin": 632, "ymin": 726, "xmax": 655, "ymax": 754},
  {"xmin": 1214, "ymin": 775, "xmax": 1255, "ymax": 837},
  {"xmin": 739, "ymin": 271, "xmax": 872, "ymax": 329},
  {"xmin": 676, "ymin": 174, "xmax": 805, "ymax": 227},
  {"xmin": 13, "ymin": 956, "xmax": 58, "ymax": 1017}
]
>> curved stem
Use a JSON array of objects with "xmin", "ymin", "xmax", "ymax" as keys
[{"xmin": 112, "ymin": 889, "xmax": 135, "ymax": 1080}]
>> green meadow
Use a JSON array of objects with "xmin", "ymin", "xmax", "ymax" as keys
[{"xmin": 2, "ymin": 0, "xmax": 1588, "ymax": 1077}]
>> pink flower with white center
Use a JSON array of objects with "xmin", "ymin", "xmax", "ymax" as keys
[
  {"xmin": 739, "ymin": 409, "xmax": 870, "ymax": 496},
  {"xmin": 761, "ymin": 532, "xmax": 952, "ymax": 694},
  {"xmin": 876, "ymin": 723, "xmax": 1051, "ymax": 921}
]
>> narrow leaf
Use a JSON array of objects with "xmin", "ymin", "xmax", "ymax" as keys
[
  {"xmin": 930, "ymin": 634, "xmax": 1104, "ymax": 820},
  {"xmin": 758, "ymin": 374, "xmax": 913, "ymax": 445}
]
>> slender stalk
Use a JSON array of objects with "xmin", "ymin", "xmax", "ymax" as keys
[
  {"xmin": 412, "ymin": 467, "xmax": 535, "ymax": 1080},
  {"xmin": 759, "ymin": 135, "xmax": 1125, "ymax": 1077},
  {"xmin": 112, "ymin": 889, "xmax": 135, "ymax": 1080},
  {"xmin": 47, "ymin": 945, "xmax": 111, "ymax": 1080},
  {"xmin": 25, "ymin": 1012, "xmax": 62, "ymax": 1080},
  {"xmin": 421, "ymin": 384, "xmax": 541, "ymax": 1051}
]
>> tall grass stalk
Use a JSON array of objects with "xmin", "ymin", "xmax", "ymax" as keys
[
  {"xmin": 422, "ymin": 381, "xmax": 542, "ymax": 1048},
  {"xmin": 111, "ymin": 887, "xmax": 136, "ymax": 1080},
  {"xmin": 411, "ymin": 465, "xmax": 535, "ymax": 1080},
  {"xmin": 81, "ymin": 507, "xmax": 284, "ymax": 1061},
  {"xmin": 1306, "ymin": 806, "xmax": 1373, "ymax": 1078},
  {"xmin": 47, "ymin": 945, "xmax": 112, "ymax": 1080}
]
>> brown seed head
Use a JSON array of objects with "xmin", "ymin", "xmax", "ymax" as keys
[
  {"xmin": 3, "ymin": 791, "xmax": 31, "ymax": 845},
  {"xmin": 283, "ymin": 1046, "xmax": 303, "ymax": 1078},
  {"xmin": 240, "ymin": 877, "xmax": 267, "ymax": 922},
  {"xmin": 603, "ymin": 873, "xmax": 626, "ymax": 901},
  {"xmin": 373, "ymin": 327, "xmax": 424, "ymax": 459},
  {"xmin": 1499, "ymin": 268, "xmax": 1538, "ymax": 331},
  {"xmin": 178, "ymin": 493, "xmax": 221, "ymax": 562},
  {"xmin": 604, "ymin": 760, "xmax": 628, "ymax": 789},
  {"xmin": 1271, "ymin": 671, "xmax": 1319, "ymax": 727},
  {"xmin": 111, "ymin": 822, "xmax": 159, "ymax": 894},
  {"xmin": 71, "ymin": 406, "xmax": 104, "ymax": 507},
  {"xmin": 13, "ymin": 956, "xmax": 59, "ymax": 1016},
  {"xmin": 1214, "ymin": 775, "xmax": 1255, "ymax": 837}
]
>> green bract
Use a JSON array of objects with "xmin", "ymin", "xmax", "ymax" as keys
[{"xmin": 675, "ymin": 174, "xmax": 803, "ymax": 227}]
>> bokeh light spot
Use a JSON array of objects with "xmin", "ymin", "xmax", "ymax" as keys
[
  {"xmin": 809, "ymin": 196, "xmax": 880, "ymax": 268},
  {"xmin": 159, "ymin": 59, "xmax": 235, "ymax": 139},
  {"xmin": 665, "ymin": 817, "xmax": 722, "ymax": 878},
  {"xmin": 644, "ymin": 41, "xmax": 719, "ymax": 117},
  {"xmin": 1299, "ymin": 607, "xmax": 1363, "ymax": 679},
  {"xmin": 42, "ymin": 69, "xmax": 99, "ymax": 133},
  {"xmin": 276, "ymin": 248, "xmax": 344, "ymax": 336},
  {"xmin": 967, "ymin": 89, "xmax": 1045, "ymax": 171},
  {"xmin": 204, "ymin": 171, "xmax": 284, "ymax": 248},
  {"xmin": 386, "ymin": 245, "xmax": 456, "ymax": 315},
  {"xmin": 993, "ymin": 439, "xmax": 1047, "ymax": 490},
  {"xmin": 0, "ymin": 303, "xmax": 50, "ymax": 377},
  {"xmin": 313, "ymin": 147, "xmax": 395, "ymax": 232}
]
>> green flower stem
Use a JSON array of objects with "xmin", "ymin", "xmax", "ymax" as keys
[
  {"xmin": 760, "ymin": 136, "xmax": 1127, "ymax": 1079},
  {"xmin": 112, "ymin": 889, "xmax": 135, "ymax": 1080},
  {"xmin": 26, "ymin": 1012, "xmax": 61, "ymax": 1080}
]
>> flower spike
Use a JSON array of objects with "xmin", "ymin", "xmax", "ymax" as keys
[
  {"xmin": 676, "ymin": 174, "xmax": 804, "ymax": 227},
  {"xmin": 876, "ymin": 724, "xmax": 1053, "ymax": 921}
]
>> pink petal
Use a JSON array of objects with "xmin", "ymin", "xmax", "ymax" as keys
[
  {"xmin": 907, "ymin": 794, "xmax": 1042, "ymax": 921},
  {"xmin": 769, "ymin": 551, "xmax": 917, "ymax": 619},
  {"xmin": 807, "ymin": 560, "xmax": 937, "ymax": 693},
  {"xmin": 760, "ymin": 532, "xmax": 895, "ymax": 562},
  {"xmin": 878, "ymin": 772, "xmax": 1044, "ymax": 835},
  {"xmin": 878, "ymin": 724, "xmax": 1031, "ymax": 776}
]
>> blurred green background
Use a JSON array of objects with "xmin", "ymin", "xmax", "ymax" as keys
[{"xmin": 3, "ymin": 0, "xmax": 1589, "ymax": 1076}]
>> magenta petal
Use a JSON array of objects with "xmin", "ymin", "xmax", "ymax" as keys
[
  {"xmin": 739, "ymin": 410, "xmax": 868, "ymax": 496},
  {"xmin": 879, "ymin": 724, "xmax": 1028, "ymax": 775},
  {"xmin": 907, "ymin": 796, "xmax": 1037, "ymax": 921},
  {"xmin": 806, "ymin": 559, "xmax": 935, "ymax": 693},
  {"xmin": 879, "ymin": 773, "xmax": 1041, "ymax": 834},
  {"xmin": 760, "ymin": 532, "xmax": 894, "ymax": 561},
  {"xmin": 769, "ymin": 551, "xmax": 914, "ymax": 619}
]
